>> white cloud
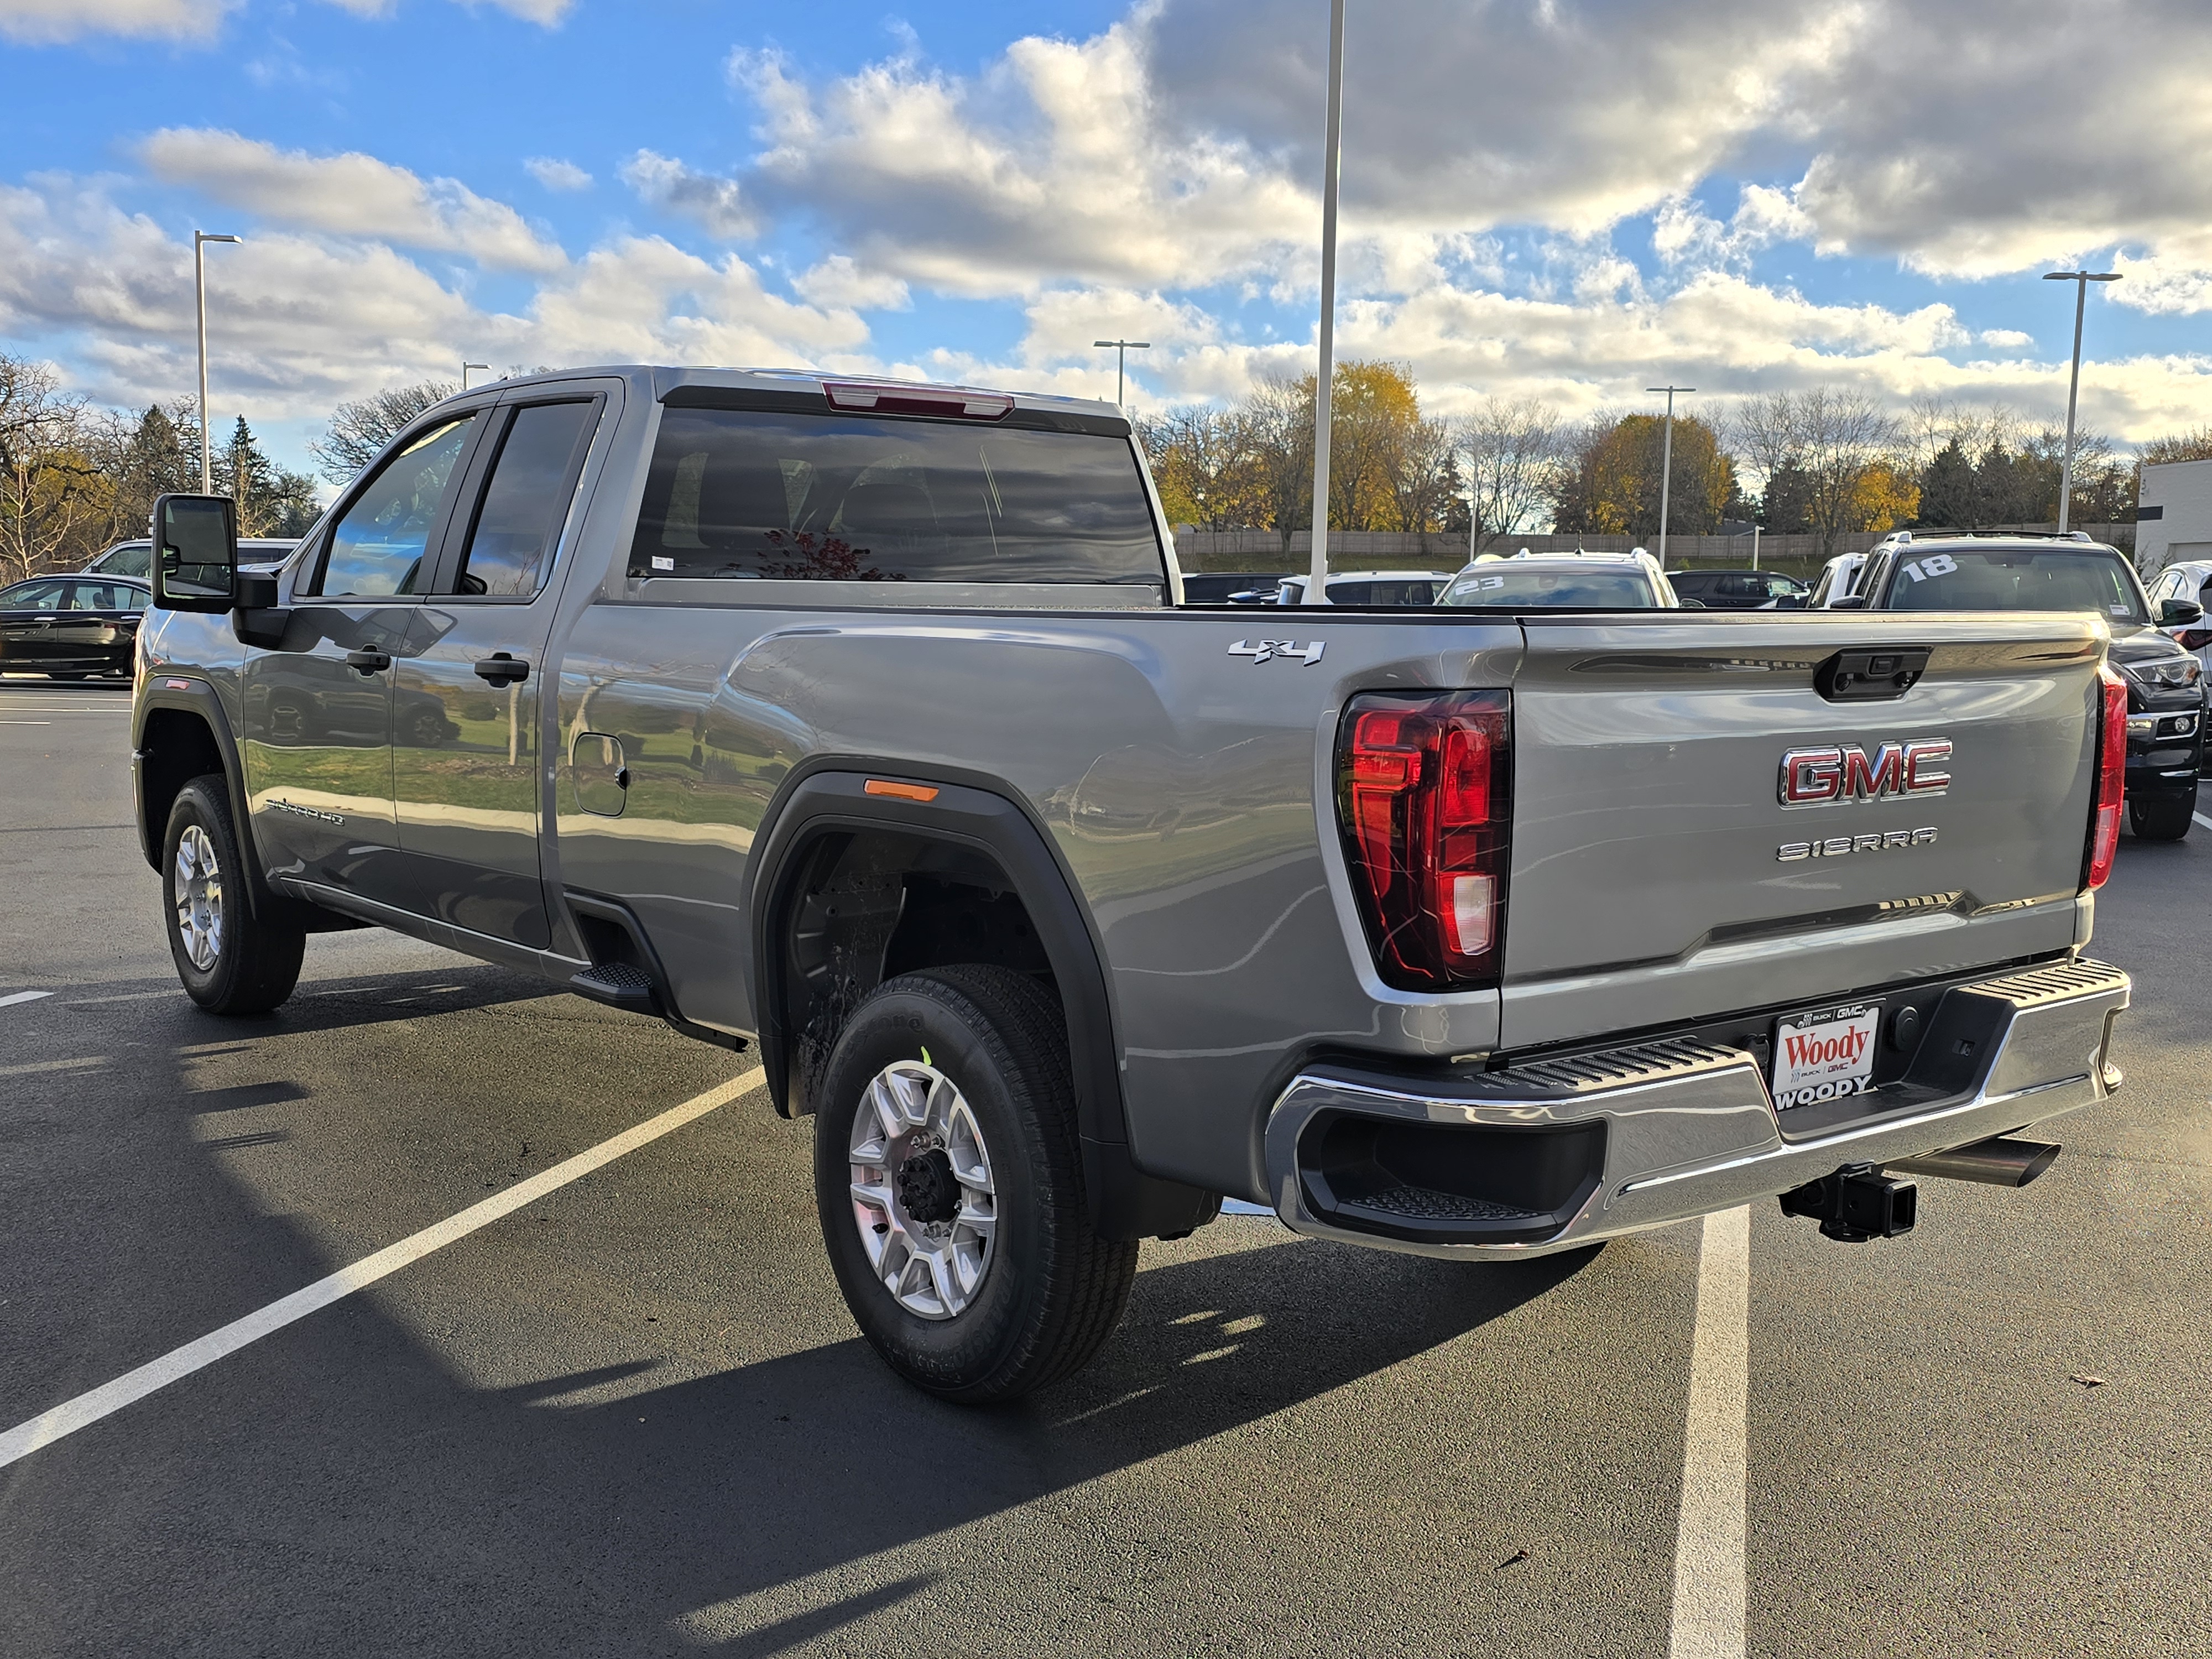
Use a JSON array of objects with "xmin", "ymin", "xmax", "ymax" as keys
[
  {"xmin": 0, "ymin": 0, "xmax": 227, "ymax": 43},
  {"xmin": 620, "ymin": 150, "xmax": 754, "ymax": 240},
  {"xmin": 715, "ymin": 0, "xmax": 2212, "ymax": 313},
  {"xmin": 730, "ymin": 28, "xmax": 1310, "ymax": 296},
  {"xmin": 0, "ymin": 0, "xmax": 565, "ymax": 40},
  {"xmin": 2109, "ymin": 252, "xmax": 2212, "ymax": 317},
  {"xmin": 141, "ymin": 129, "xmax": 566, "ymax": 273},
  {"xmin": 524, "ymin": 157, "xmax": 592, "ymax": 192},
  {"xmin": 0, "ymin": 173, "xmax": 875, "ymax": 425},
  {"xmin": 1978, "ymin": 328, "xmax": 2034, "ymax": 349},
  {"xmin": 791, "ymin": 255, "xmax": 909, "ymax": 311}
]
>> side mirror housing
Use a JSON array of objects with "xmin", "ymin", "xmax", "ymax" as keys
[
  {"xmin": 2158, "ymin": 597, "xmax": 2204, "ymax": 627},
  {"xmin": 1829, "ymin": 593, "xmax": 1869, "ymax": 610},
  {"xmin": 151, "ymin": 494, "xmax": 238, "ymax": 613},
  {"xmin": 1677, "ymin": 596, "xmax": 1706, "ymax": 609}
]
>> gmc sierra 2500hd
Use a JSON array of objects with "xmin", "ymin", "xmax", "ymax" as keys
[{"xmin": 133, "ymin": 366, "xmax": 2131, "ymax": 1401}]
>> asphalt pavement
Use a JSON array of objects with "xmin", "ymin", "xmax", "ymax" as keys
[{"xmin": 1, "ymin": 675, "xmax": 2207, "ymax": 1658}]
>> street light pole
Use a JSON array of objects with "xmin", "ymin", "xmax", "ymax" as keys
[
  {"xmin": 1645, "ymin": 385, "xmax": 1694, "ymax": 568},
  {"xmin": 462, "ymin": 362, "xmax": 491, "ymax": 392},
  {"xmin": 194, "ymin": 231, "xmax": 241, "ymax": 494},
  {"xmin": 2042, "ymin": 270, "xmax": 2121, "ymax": 534},
  {"xmin": 1305, "ymin": 0, "xmax": 1347, "ymax": 607},
  {"xmin": 1091, "ymin": 340, "xmax": 1150, "ymax": 406}
]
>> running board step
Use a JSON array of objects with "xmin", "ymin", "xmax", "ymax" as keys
[{"xmin": 570, "ymin": 961, "xmax": 659, "ymax": 1013}]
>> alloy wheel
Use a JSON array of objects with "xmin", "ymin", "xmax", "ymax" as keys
[
  {"xmin": 174, "ymin": 823, "xmax": 224, "ymax": 971},
  {"xmin": 848, "ymin": 1059, "xmax": 998, "ymax": 1319}
]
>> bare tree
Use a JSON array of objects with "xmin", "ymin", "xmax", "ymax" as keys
[
  {"xmin": 1137, "ymin": 405, "xmax": 1258, "ymax": 530},
  {"xmin": 1239, "ymin": 373, "xmax": 1316, "ymax": 558},
  {"xmin": 1458, "ymin": 396, "xmax": 1562, "ymax": 555},
  {"xmin": 309, "ymin": 379, "xmax": 458, "ymax": 485},
  {"xmin": 0, "ymin": 355, "xmax": 111, "ymax": 583},
  {"xmin": 1729, "ymin": 388, "xmax": 1898, "ymax": 554}
]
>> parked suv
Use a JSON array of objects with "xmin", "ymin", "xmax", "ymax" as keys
[
  {"xmin": 1666, "ymin": 568, "xmax": 1808, "ymax": 609},
  {"xmin": 1839, "ymin": 532, "xmax": 2204, "ymax": 839},
  {"xmin": 86, "ymin": 537, "xmax": 300, "ymax": 582}
]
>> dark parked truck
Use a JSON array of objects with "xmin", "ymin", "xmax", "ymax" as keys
[{"xmin": 132, "ymin": 368, "xmax": 2132, "ymax": 1401}]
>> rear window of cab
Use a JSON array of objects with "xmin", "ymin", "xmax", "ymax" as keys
[{"xmin": 628, "ymin": 408, "xmax": 1164, "ymax": 585}]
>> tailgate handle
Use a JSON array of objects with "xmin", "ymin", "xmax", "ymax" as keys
[{"xmin": 1816, "ymin": 648, "xmax": 1928, "ymax": 702}]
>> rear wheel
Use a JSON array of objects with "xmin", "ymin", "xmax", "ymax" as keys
[
  {"xmin": 2129, "ymin": 790, "xmax": 2195, "ymax": 842},
  {"xmin": 813, "ymin": 964, "xmax": 1138, "ymax": 1402},
  {"xmin": 162, "ymin": 776, "xmax": 306, "ymax": 1015}
]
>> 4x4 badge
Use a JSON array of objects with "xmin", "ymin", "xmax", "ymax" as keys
[{"xmin": 1228, "ymin": 639, "xmax": 1325, "ymax": 666}]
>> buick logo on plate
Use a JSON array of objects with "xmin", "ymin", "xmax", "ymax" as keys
[{"xmin": 1778, "ymin": 739, "xmax": 1950, "ymax": 808}]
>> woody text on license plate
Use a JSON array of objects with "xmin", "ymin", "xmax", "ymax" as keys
[{"xmin": 1771, "ymin": 1003, "xmax": 1880, "ymax": 1109}]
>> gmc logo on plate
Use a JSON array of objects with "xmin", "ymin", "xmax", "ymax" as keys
[{"xmin": 1779, "ymin": 739, "xmax": 1950, "ymax": 807}]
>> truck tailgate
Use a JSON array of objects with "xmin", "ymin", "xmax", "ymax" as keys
[{"xmin": 1501, "ymin": 612, "xmax": 2104, "ymax": 1048}]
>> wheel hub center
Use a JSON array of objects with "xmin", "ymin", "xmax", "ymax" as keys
[{"xmin": 895, "ymin": 1147, "xmax": 961, "ymax": 1225}]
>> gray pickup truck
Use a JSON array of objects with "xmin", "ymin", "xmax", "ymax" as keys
[{"xmin": 132, "ymin": 366, "xmax": 2132, "ymax": 1401}]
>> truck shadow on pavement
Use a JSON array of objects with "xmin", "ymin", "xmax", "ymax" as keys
[{"xmin": 450, "ymin": 1238, "xmax": 1601, "ymax": 1651}]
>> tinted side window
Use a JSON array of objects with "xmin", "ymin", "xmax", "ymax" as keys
[
  {"xmin": 314, "ymin": 416, "xmax": 478, "ymax": 598},
  {"xmin": 628, "ymin": 408, "xmax": 1162, "ymax": 584},
  {"xmin": 96, "ymin": 545, "xmax": 153, "ymax": 580},
  {"xmin": 3, "ymin": 580, "xmax": 66, "ymax": 609},
  {"xmin": 65, "ymin": 582, "xmax": 142, "ymax": 611},
  {"xmin": 453, "ymin": 401, "xmax": 598, "ymax": 597}
]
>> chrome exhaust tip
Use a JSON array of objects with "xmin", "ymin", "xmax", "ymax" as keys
[{"xmin": 1885, "ymin": 1134, "xmax": 2059, "ymax": 1188}]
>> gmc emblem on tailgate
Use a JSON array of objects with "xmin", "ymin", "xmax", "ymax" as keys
[{"xmin": 1779, "ymin": 739, "xmax": 1950, "ymax": 807}]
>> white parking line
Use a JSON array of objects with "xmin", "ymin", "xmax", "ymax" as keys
[
  {"xmin": 1667, "ymin": 1205, "xmax": 1750, "ymax": 1659},
  {"xmin": 0, "ymin": 989, "xmax": 54, "ymax": 1009},
  {"xmin": 2192, "ymin": 812, "xmax": 2212, "ymax": 833},
  {"xmin": 0, "ymin": 1065, "xmax": 763, "ymax": 1472}
]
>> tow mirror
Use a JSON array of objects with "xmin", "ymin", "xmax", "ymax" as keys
[
  {"xmin": 151, "ymin": 494, "xmax": 238, "ymax": 613},
  {"xmin": 2158, "ymin": 598, "xmax": 2204, "ymax": 627}
]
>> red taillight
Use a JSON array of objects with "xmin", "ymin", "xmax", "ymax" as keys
[
  {"xmin": 1337, "ymin": 690, "xmax": 1511, "ymax": 989},
  {"xmin": 2086, "ymin": 662, "xmax": 2127, "ymax": 890}
]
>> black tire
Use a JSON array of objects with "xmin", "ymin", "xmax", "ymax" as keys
[
  {"xmin": 161, "ymin": 775, "xmax": 306, "ymax": 1015},
  {"xmin": 813, "ymin": 964, "xmax": 1138, "ymax": 1403},
  {"xmin": 2128, "ymin": 790, "xmax": 2195, "ymax": 842}
]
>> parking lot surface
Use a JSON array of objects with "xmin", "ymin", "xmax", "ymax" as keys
[{"xmin": 2, "ymin": 677, "xmax": 2208, "ymax": 1657}]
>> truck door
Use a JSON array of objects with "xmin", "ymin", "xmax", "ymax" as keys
[
  {"xmin": 387, "ymin": 393, "xmax": 606, "ymax": 951},
  {"xmin": 241, "ymin": 410, "xmax": 488, "ymax": 907}
]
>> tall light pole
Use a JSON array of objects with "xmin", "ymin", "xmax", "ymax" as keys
[
  {"xmin": 194, "ymin": 231, "xmax": 241, "ymax": 494},
  {"xmin": 1092, "ymin": 340, "xmax": 1149, "ymax": 406},
  {"xmin": 2043, "ymin": 270, "xmax": 2121, "ymax": 533},
  {"xmin": 1646, "ymin": 385, "xmax": 1695, "ymax": 568},
  {"xmin": 462, "ymin": 362, "xmax": 491, "ymax": 392},
  {"xmin": 1305, "ymin": 0, "xmax": 1347, "ymax": 606}
]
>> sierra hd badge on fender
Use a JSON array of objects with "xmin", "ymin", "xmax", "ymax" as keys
[{"xmin": 1779, "ymin": 739, "xmax": 1950, "ymax": 807}]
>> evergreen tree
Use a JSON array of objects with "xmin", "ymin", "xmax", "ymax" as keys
[
  {"xmin": 213, "ymin": 416, "xmax": 322, "ymax": 537},
  {"xmin": 1916, "ymin": 437, "xmax": 1975, "ymax": 529}
]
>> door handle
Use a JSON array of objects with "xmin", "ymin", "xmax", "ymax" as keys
[
  {"xmin": 473, "ymin": 652, "xmax": 530, "ymax": 686},
  {"xmin": 344, "ymin": 649, "xmax": 390, "ymax": 674}
]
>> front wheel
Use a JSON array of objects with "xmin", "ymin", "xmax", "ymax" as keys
[
  {"xmin": 2129, "ymin": 790, "xmax": 2196, "ymax": 842},
  {"xmin": 162, "ymin": 776, "xmax": 306, "ymax": 1015},
  {"xmin": 813, "ymin": 965, "xmax": 1138, "ymax": 1402}
]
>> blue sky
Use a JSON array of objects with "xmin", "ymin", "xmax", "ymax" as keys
[{"xmin": 3, "ymin": 0, "xmax": 2209, "ymax": 483}]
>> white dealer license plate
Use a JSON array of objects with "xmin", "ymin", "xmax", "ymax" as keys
[{"xmin": 1771, "ymin": 1003, "xmax": 1880, "ymax": 1109}]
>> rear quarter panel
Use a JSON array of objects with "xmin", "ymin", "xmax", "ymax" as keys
[{"xmin": 552, "ymin": 603, "xmax": 1521, "ymax": 1197}]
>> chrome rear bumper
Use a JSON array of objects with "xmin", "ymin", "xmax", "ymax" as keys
[{"xmin": 1264, "ymin": 957, "xmax": 2130, "ymax": 1259}]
